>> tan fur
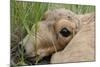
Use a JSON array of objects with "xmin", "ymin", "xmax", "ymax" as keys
[
  {"xmin": 22, "ymin": 8, "xmax": 95, "ymax": 63},
  {"xmin": 22, "ymin": 8, "xmax": 79, "ymax": 58},
  {"xmin": 50, "ymin": 13, "xmax": 95, "ymax": 63}
]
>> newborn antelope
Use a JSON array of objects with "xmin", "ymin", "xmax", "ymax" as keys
[
  {"xmin": 22, "ymin": 8, "xmax": 95, "ymax": 63},
  {"xmin": 22, "ymin": 8, "xmax": 79, "ymax": 58},
  {"xmin": 50, "ymin": 11, "xmax": 95, "ymax": 63}
]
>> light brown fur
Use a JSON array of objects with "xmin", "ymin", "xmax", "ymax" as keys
[
  {"xmin": 22, "ymin": 8, "xmax": 79, "ymax": 58},
  {"xmin": 50, "ymin": 13, "xmax": 95, "ymax": 63},
  {"xmin": 22, "ymin": 8, "xmax": 95, "ymax": 63}
]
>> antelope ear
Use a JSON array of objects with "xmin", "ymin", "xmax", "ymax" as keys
[{"xmin": 77, "ymin": 12, "xmax": 95, "ymax": 25}]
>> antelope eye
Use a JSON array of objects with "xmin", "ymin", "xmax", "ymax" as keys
[{"xmin": 60, "ymin": 27, "xmax": 71, "ymax": 37}]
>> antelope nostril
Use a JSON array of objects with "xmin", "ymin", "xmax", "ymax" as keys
[{"xmin": 23, "ymin": 47, "xmax": 26, "ymax": 53}]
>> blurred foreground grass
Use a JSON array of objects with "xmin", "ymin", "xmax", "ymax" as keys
[{"xmin": 11, "ymin": 0, "xmax": 95, "ymax": 66}]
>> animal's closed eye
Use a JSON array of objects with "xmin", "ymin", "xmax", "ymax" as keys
[{"xmin": 60, "ymin": 27, "xmax": 71, "ymax": 37}]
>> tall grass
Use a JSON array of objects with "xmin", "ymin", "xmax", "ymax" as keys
[
  {"xmin": 11, "ymin": 0, "xmax": 95, "ymax": 66},
  {"xmin": 11, "ymin": 0, "xmax": 49, "ymax": 66}
]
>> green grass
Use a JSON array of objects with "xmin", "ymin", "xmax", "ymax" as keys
[{"xmin": 11, "ymin": 0, "xmax": 95, "ymax": 66}]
